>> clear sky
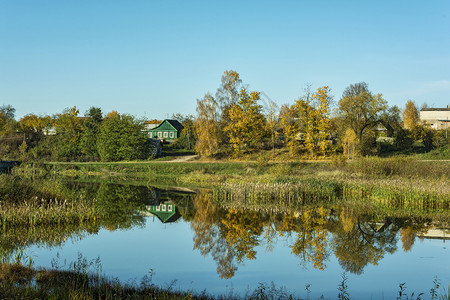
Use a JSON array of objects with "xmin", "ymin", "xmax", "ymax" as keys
[{"xmin": 1, "ymin": 0, "xmax": 449, "ymax": 120}]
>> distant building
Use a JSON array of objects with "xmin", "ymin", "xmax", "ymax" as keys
[
  {"xmin": 419, "ymin": 107, "xmax": 450, "ymax": 130},
  {"xmin": 147, "ymin": 119, "xmax": 184, "ymax": 142},
  {"xmin": 143, "ymin": 120, "xmax": 161, "ymax": 131}
]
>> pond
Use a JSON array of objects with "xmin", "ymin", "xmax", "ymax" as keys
[{"xmin": 2, "ymin": 180, "xmax": 449, "ymax": 299}]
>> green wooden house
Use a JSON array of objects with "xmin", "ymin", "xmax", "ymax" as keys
[{"xmin": 147, "ymin": 119, "xmax": 184, "ymax": 142}]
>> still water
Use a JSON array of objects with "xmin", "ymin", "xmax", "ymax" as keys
[{"xmin": 6, "ymin": 182, "xmax": 450, "ymax": 299}]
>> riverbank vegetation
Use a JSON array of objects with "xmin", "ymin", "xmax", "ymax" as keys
[{"xmin": 1, "ymin": 260, "xmax": 448, "ymax": 299}]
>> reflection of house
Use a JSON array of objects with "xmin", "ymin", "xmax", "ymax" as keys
[
  {"xmin": 417, "ymin": 228, "xmax": 449, "ymax": 241},
  {"xmin": 144, "ymin": 201, "xmax": 181, "ymax": 223},
  {"xmin": 147, "ymin": 119, "xmax": 184, "ymax": 142},
  {"xmin": 420, "ymin": 107, "xmax": 450, "ymax": 130}
]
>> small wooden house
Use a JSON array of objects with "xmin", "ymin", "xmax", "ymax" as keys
[{"xmin": 147, "ymin": 119, "xmax": 184, "ymax": 142}]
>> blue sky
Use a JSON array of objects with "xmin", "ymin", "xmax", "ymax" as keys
[{"xmin": 1, "ymin": 0, "xmax": 449, "ymax": 120}]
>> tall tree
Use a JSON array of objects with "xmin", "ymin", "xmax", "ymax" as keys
[
  {"xmin": 315, "ymin": 86, "xmax": 333, "ymax": 155},
  {"xmin": 194, "ymin": 93, "xmax": 221, "ymax": 157},
  {"xmin": 80, "ymin": 107, "xmax": 103, "ymax": 158},
  {"xmin": 216, "ymin": 70, "xmax": 242, "ymax": 110},
  {"xmin": 55, "ymin": 106, "xmax": 84, "ymax": 160},
  {"xmin": 402, "ymin": 100, "xmax": 419, "ymax": 130},
  {"xmin": 296, "ymin": 86, "xmax": 333, "ymax": 156},
  {"xmin": 343, "ymin": 128, "xmax": 358, "ymax": 159},
  {"xmin": 224, "ymin": 88, "xmax": 266, "ymax": 154},
  {"xmin": 338, "ymin": 82, "xmax": 388, "ymax": 142},
  {"xmin": 0, "ymin": 104, "xmax": 15, "ymax": 120},
  {"xmin": 0, "ymin": 105, "xmax": 17, "ymax": 137},
  {"xmin": 261, "ymin": 94, "xmax": 280, "ymax": 157},
  {"xmin": 280, "ymin": 104, "xmax": 301, "ymax": 156}
]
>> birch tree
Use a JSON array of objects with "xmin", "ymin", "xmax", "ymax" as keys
[{"xmin": 194, "ymin": 93, "xmax": 221, "ymax": 157}]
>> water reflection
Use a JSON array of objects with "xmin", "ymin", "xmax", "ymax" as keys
[
  {"xmin": 0, "ymin": 179, "xmax": 448, "ymax": 282},
  {"xmin": 188, "ymin": 192, "xmax": 449, "ymax": 278}
]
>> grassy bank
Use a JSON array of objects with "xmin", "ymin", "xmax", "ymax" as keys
[
  {"xmin": 1, "ymin": 261, "xmax": 448, "ymax": 300},
  {"xmin": 12, "ymin": 157, "xmax": 450, "ymax": 212}
]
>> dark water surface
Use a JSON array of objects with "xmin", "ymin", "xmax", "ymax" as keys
[{"xmin": 3, "ymin": 181, "xmax": 449, "ymax": 299}]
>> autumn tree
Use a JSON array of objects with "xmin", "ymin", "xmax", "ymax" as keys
[
  {"xmin": 338, "ymin": 82, "xmax": 388, "ymax": 142},
  {"xmin": 262, "ymin": 94, "xmax": 280, "ymax": 157},
  {"xmin": 224, "ymin": 88, "xmax": 266, "ymax": 154},
  {"xmin": 343, "ymin": 128, "xmax": 358, "ymax": 159},
  {"xmin": 296, "ymin": 86, "xmax": 332, "ymax": 156},
  {"xmin": 403, "ymin": 100, "xmax": 419, "ymax": 130},
  {"xmin": 280, "ymin": 104, "xmax": 300, "ymax": 156},
  {"xmin": 19, "ymin": 114, "xmax": 52, "ymax": 140},
  {"xmin": 216, "ymin": 70, "xmax": 242, "ymax": 113},
  {"xmin": 194, "ymin": 93, "xmax": 221, "ymax": 157}
]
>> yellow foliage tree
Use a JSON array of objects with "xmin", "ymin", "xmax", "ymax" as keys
[
  {"xmin": 194, "ymin": 93, "xmax": 221, "ymax": 157},
  {"xmin": 343, "ymin": 128, "xmax": 358, "ymax": 159},
  {"xmin": 19, "ymin": 114, "xmax": 52, "ymax": 137},
  {"xmin": 295, "ymin": 86, "xmax": 332, "ymax": 157},
  {"xmin": 403, "ymin": 100, "xmax": 419, "ymax": 130},
  {"xmin": 280, "ymin": 104, "xmax": 301, "ymax": 156},
  {"xmin": 224, "ymin": 88, "xmax": 266, "ymax": 154}
]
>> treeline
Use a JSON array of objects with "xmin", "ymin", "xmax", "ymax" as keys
[
  {"xmin": 1, "ymin": 70, "xmax": 448, "ymax": 162},
  {"xmin": 193, "ymin": 71, "xmax": 449, "ymax": 158},
  {"xmin": 0, "ymin": 107, "xmax": 152, "ymax": 161}
]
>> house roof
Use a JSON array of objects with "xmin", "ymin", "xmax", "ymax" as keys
[
  {"xmin": 420, "ymin": 108, "xmax": 450, "ymax": 111},
  {"xmin": 149, "ymin": 119, "xmax": 184, "ymax": 131}
]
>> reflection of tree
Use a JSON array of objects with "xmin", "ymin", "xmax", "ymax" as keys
[
  {"xmin": 288, "ymin": 207, "xmax": 329, "ymax": 271},
  {"xmin": 95, "ymin": 183, "xmax": 147, "ymax": 231},
  {"xmin": 331, "ymin": 217, "xmax": 398, "ymax": 275},
  {"xmin": 400, "ymin": 227, "xmax": 416, "ymax": 252},
  {"xmin": 220, "ymin": 209, "xmax": 265, "ymax": 262},
  {"xmin": 190, "ymin": 192, "xmax": 237, "ymax": 279},
  {"xmin": 340, "ymin": 207, "xmax": 356, "ymax": 233}
]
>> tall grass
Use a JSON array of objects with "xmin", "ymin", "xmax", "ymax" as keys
[{"xmin": 347, "ymin": 156, "xmax": 449, "ymax": 179}]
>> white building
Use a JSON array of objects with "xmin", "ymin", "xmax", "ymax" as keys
[{"xmin": 419, "ymin": 107, "xmax": 450, "ymax": 130}]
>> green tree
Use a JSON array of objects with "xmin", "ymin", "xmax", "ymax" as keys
[
  {"xmin": 97, "ymin": 113, "xmax": 149, "ymax": 161},
  {"xmin": 0, "ymin": 104, "xmax": 15, "ymax": 120},
  {"xmin": 55, "ymin": 106, "xmax": 84, "ymax": 160},
  {"xmin": 338, "ymin": 82, "xmax": 388, "ymax": 143},
  {"xmin": 80, "ymin": 107, "xmax": 103, "ymax": 158},
  {"xmin": 0, "ymin": 105, "xmax": 17, "ymax": 137},
  {"xmin": 171, "ymin": 113, "xmax": 197, "ymax": 150},
  {"xmin": 224, "ymin": 88, "xmax": 266, "ymax": 154}
]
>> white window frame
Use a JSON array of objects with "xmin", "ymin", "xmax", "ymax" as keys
[
  {"xmin": 163, "ymin": 132, "xmax": 168, "ymax": 138},
  {"xmin": 169, "ymin": 132, "xmax": 174, "ymax": 138}
]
